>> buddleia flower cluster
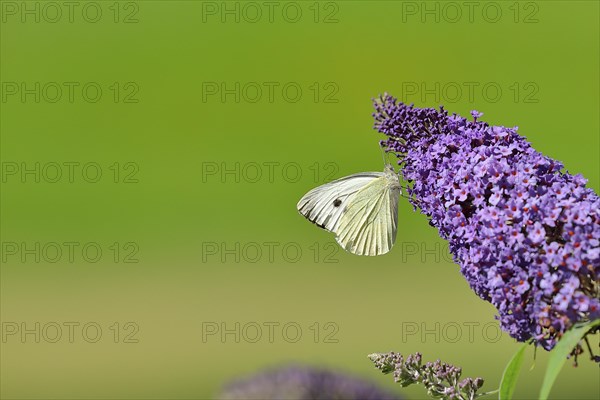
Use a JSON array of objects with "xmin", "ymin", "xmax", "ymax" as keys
[
  {"xmin": 218, "ymin": 364, "xmax": 401, "ymax": 400},
  {"xmin": 373, "ymin": 94, "xmax": 599, "ymax": 351},
  {"xmin": 369, "ymin": 352, "xmax": 485, "ymax": 400}
]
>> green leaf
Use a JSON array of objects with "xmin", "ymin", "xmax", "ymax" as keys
[
  {"xmin": 499, "ymin": 343, "xmax": 528, "ymax": 400},
  {"xmin": 539, "ymin": 319, "xmax": 600, "ymax": 400}
]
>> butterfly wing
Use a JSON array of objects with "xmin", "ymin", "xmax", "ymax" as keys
[
  {"xmin": 334, "ymin": 176, "xmax": 400, "ymax": 256},
  {"xmin": 297, "ymin": 173, "xmax": 383, "ymax": 233}
]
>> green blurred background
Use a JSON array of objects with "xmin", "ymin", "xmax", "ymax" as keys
[{"xmin": 1, "ymin": 1, "xmax": 598, "ymax": 399}]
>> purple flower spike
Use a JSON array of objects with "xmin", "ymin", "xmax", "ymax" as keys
[
  {"xmin": 373, "ymin": 94, "xmax": 600, "ymax": 351},
  {"xmin": 369, "ymin": 352, "xmax": 485, "ymax": 399}
]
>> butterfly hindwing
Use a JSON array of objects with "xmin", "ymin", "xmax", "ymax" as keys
[
  {"xmin": 296, "ymin": 173, "xmax": 383, "ymax": 233},
  {"xmin": 335, "ymin": 177, "xmax": 400, "ymax": 256}
]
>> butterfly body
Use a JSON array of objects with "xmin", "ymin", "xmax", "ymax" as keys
[{"xmin": 297, "ymin": 164, "xmax": 401, "ymax": 256}]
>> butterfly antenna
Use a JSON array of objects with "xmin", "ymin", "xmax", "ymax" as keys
[{"xmin": 379, "ymin": 143, "xmax": 388, "ymax": 167}]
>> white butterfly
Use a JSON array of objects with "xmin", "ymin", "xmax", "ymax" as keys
[{"xmin": 297, "ymin": 164, "xmax": 402, "ymax": 256}]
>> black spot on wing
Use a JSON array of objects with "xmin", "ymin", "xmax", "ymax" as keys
[{"xmin": 333, "ymin": 199, "xmax": 342, "ymax": 207}]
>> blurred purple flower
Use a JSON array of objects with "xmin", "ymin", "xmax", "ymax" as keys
[
  {"xmin": 219, "ymin": 364, "xmax": 402, "ymax": 400},
  {"xmin": 373, "ymin": 94, "xmax": 600, "ymax": 350}
]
